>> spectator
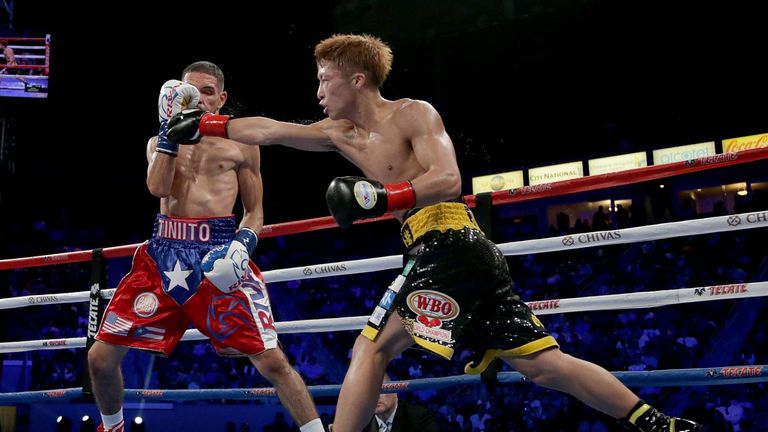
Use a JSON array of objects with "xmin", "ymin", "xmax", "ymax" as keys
[
  {"xmin": 592, "ymin": 205, "xmax": 610, "ymax": 231},
  {"xmin": 362, "ymin": 376, "xmax": 438, "ymax": 432},
  {"xmin": 616, "ymin": 204, "xmax": 630, "ymax": 228}
]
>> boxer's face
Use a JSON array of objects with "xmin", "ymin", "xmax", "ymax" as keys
[
  {"xmin": 316, "ymin": 60, "xmax": 358, "ymax": 120},
  {"xmin": 183, "ymin": 71, "xmax": 227, "ymax": 114}
]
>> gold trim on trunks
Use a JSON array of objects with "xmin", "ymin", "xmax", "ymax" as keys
[{"xmin": 400, "ymin": 202, "xmax": 481, "ymax": 247}]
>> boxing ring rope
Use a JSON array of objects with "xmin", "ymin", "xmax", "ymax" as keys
[
  {"xmin": 2, "ymin": 280, "xmax": 767, "ymax": 355},
  {"xmin": 3, "ymin": 209, "xmax": 765, "ymax": 311},
  {"xmin": 2, "ymin": 147, "xmax": 766, "ymax": 272},
  {"xmin": 2, "ymin": 366, "xmax": 767, "ymax": 403},
  {"xmin": 1, "ymin": 147, "xmax": 767, "ymax": 403}
]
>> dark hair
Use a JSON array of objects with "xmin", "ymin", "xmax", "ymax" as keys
[{"xmin": 182, "ymin": 61, "xmax": 225, "ymax": 91}]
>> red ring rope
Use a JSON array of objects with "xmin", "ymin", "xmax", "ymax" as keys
[{"xmin": 1, "ymin": 147, "xmax": 766, "ymax": 271}]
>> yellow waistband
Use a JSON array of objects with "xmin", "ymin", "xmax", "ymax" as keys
[{"xmin": 400, "ymin": 202, "xmax": 480, "ymax": 247}]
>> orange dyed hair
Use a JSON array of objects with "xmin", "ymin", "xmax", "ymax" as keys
[{"xmin": 314, "ymin": 33, "xmax": 393, "ymax": 88}]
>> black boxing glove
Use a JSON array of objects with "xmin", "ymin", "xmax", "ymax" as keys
[
  {"xmin": 167, "ymin": 109, "xmax": 231, "ymax": 144},
  {"xmin": 326, "ymin": 176, "xmax": 416, "ymax": 228}
]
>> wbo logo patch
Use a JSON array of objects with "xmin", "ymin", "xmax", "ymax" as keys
[{"xmin": 407, "ymin": 290, "xmax": 460, "ymax": 328}]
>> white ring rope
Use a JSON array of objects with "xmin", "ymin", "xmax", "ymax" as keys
[
  {"xmin": 1, "ymin": 209, "xmax": 765, "ymax": 354},
  {"xmin": 3, "ymin": 209, "xmax": 765, "ymax": 312},
  {"xmin": 0, "ymin": 54, "xmax": 46, "ymax": 59},
  {"xmin": 1, "ymin": 281, "xmax": 765, "ymax": 354},
  {"xmin": 263, "ymin": 210, "xmax": 768, "ymax": 283},
  {"xmin": 4, "ymin": 45, "xmax": 46, "ymax": 50},
  {"xmin": 0, "ymin": 74, "xmax": 48, "ymax": 79}
]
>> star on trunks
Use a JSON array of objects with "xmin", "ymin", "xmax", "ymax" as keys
[{"xmin": 164, "ymin": 260, "xmax": 193, "ymax": 291}]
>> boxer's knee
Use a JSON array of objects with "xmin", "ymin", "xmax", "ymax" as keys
[
  {"xmin": 251, "ymin": 348, "xmax": 295, "ymax": 382},
  {"xmin": 88, "ymin": 342, "xmax": 126, "ymax": 378},
  {"xmin": 502, "ymin": 347, "xmax": 567, "ymax": 389}
]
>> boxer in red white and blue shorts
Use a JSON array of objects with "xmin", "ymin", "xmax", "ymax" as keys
[
  {"xmin": 87, "ymin": 61, "xmax": 325, "ymax": 432},
  {"xmin": 96, "ymin": 214, "xmax": 276, "ymax": 357}
]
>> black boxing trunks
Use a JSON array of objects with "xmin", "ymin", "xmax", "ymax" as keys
[{"xmin": 361, "ymin": 202, "xmax": 558, "ymax": 374}]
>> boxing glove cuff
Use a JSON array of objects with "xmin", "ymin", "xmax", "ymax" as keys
[
  {"xmin": 156, "ymin": 121, "xmax": 178, "ymax": 156},
  {"xmin": 385, "ymin": 181, "xmax": 416, "ymax": 211},
  {"xmin": 199, "ymin": 113, "xmax": 230, "ymax": 138},
  {"xmin": 234, "ymin": 227, "xmax": 258, "ymax": 256}
]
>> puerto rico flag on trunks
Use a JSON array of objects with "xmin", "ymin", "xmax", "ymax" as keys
[
  {"xmin": 146, "ymin": 214, "xmax": 237, "ymax": 305},
  {"xmin": 153, "ymin": 250, "xmax": 202, "ymax": 305},
  {"xmin": 133, "ymin": 325, "xmax": 166, "ymax": 341}
]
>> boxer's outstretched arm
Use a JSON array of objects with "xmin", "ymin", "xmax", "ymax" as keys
[
  {"xmin": 228, "ymin": 117, "xmax": 337, "ymax": 152},
  {"xmin": 167, "ymin": 109, "xmax": 337, "ymax": 152}
]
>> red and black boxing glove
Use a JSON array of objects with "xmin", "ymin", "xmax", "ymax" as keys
[
  {"xmin": 167, "ymin": 109, "xmax": 231, "ymax": 144},
  {"xmin": 325, "ymin": 176, "xmax": 416, "ymax": 228}
]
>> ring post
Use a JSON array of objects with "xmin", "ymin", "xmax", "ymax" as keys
[{"xmin": 81, "ymin": 248, "xmax": 106, "ymax": 397}]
